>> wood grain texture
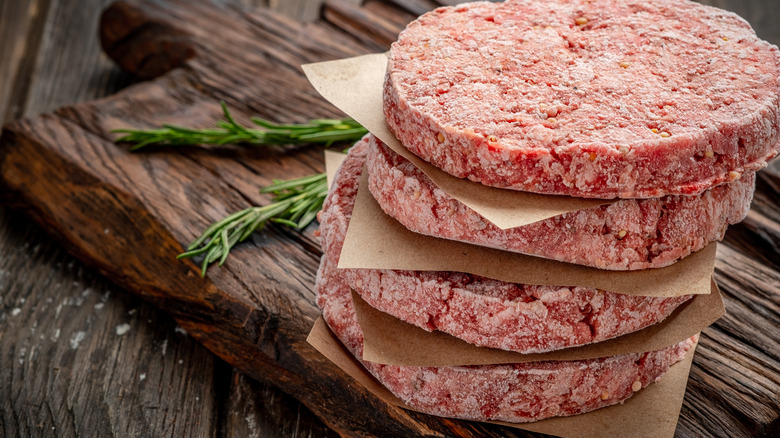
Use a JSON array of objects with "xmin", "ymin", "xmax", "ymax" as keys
[
  {"xmin": 0, "ymin": 0, "xmax": 52, "ymax": 124},
  {"xmin": 0, "ymin": 0, "xmax": 778, "ymax": 437},
  {"xmin": 222, "ymin": 370, "xmax": 342, "ymax": 438},
  {"xmin": 0, "ymin": 1, "xmax": 229, "ymax": 437},
  {"xmin": 0, "ymin": 0, "xmax": 339, "ymax": 437},
  {"xmin": 4, "ymin": 1, "xmax": 461, "ymax": 436},
  {"xmin": 0, "ymin": 205, "xmax": 223, "ymax": 437},
  {"xmin": 0, "ymin": 0, "xmax": 225, "ymax": 437}
]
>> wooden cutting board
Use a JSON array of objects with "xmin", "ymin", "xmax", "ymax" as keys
[{"xmin": 0, "ymin": 0, "xmax": 778, "ymax": 436}]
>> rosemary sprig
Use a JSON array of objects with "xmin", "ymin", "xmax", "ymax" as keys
[
  {"xmin": 177, "ymin": 173, "xmax": 329, "ymax": 277},
  {"xmin": 115, "ymin": 102, "xmax": 357, "ymax": 275},
  {"xmin": 113, "ymin": 101, "xmax": 367, "ymax": 151}
]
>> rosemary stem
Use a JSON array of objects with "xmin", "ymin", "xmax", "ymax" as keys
[{"xmin": 114, "ymin": 102, "xmax": 358, "ymax": 276}]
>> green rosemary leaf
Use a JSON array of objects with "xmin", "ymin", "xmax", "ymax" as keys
[
  {"xmin": 179, "ymin": 171, "xmax": 330, "ymax": 276},
  {"xmin": 219, "ymin": 228, "xmax": 231, "ymax": 266},
  {"xmin": 297, "ymin": 127, "xmax": 368, "ymax": 142},
  {"xmin": 262, "ymin": 173, "xmax": 326, "ymax": 193},
  {"xmin": 188, "ymin": 208, "xmax": 250, "ymax": 250},
  {"xmin": 113, "ymin": 102, "xmax": 367, "ymax": 150},
  {"xmin": 220, "ymin": 101, "xmax": 245, "ymax": 130},
  {"xmin": 116, "ymin": 102, "xmax": 358, "ymax": 275},
  {"xmin": 270, "ymin": 218, "xmax": 299, "ymax": 227}
]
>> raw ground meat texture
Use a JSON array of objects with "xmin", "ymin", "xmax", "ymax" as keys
[
  {"xmin": 320, "ymin": 135, "xmax": 691, "ymax": 354},
  {"xmin": 367, "ymin": 135, "xmax": 755, "ymax": 270},
  {"xmin": 384, "ymin": 0, "xmax": 780, "ymax": 198},
  {"xmin": 316, "ymin": 244, "xmax": 696, "ymax": 423}
]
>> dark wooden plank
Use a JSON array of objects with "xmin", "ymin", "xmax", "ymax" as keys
[
  {"xmin": 18, "ymin": 0, "xmax": 133, "ymax": 116},
  {"xmin": 222, "ymin": 370, "xmax": 341, "ymax": 438},
  {"xmin": 322, "ymin": 0, "xmax": 404, "ymax": 51},
  {"xmin": 0, "ymin": 0, "xmax": 52, "ymax": 124},
  {"xmin": 3, "ymin": 1, "xmax": 462, "ymax": 436},
  {"xmin": 702, "ymin": 0, "xmax": 780, "ymax": 46},
  {"xmin": 382, "ymin": 0, "xmax": 440, "ymax": 17},
  {"xmin": 361, "ymin": 0, "xmax": 419, "ymax": 30},
  {"xmin": 0, "ymin": 0, "xmax": 339, "ymax": 436},
  {"xmin": 0, "ymin": 0, "xmax": 228, "ymax": 437},
  {"xmin": 0, "ymin": 209, "xmax": 224, "ymax": 437},
  {"xmin": 0, "ymin": 0, "xmax": 778, "ymax": 437}
]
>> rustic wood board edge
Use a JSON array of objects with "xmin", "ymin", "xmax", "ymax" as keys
[{"xmin": 0, "ymin": 0, "xmax": 778, "ymax": 436}]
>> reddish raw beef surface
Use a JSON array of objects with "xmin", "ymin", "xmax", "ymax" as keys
[
  {"xmin": 320, "ymin": 135, "xmax": 690, "ymax": 354},
  {"xmin": 316, "ymin": 239, "xmax": 695, "ymax": 422},
  {"xmin": 384, "ymin": 0, "xmax": 780, "ymax": 198},
  {"xmin": 367, "ymin": 135, "xmax": 754, "ymax": 270}
]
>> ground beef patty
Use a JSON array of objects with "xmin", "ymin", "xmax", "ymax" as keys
[
  {"xmin": 321, "ymin": 135, "xmax": 691, "ymax": 353},
  {"xmin": 384, "ymin": 0, "xmax": 780, "ymax": 198},
  {"xmin": 316, "ymin": 248, "xmax": 696, "ymax": 423},
  {"xmin": 367, "ymin": 135, "xmax": 755, "ymax": 270}
]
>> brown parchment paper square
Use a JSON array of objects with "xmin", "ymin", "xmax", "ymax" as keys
[
  {"xmin": 307, "ymin": 316, "xmax": 698, "ymax": 438},
  {"xmin": 303, "ymin": 54, "xmax": 610, "ymax": 230},
  {"xmin": 338, "ymin": 169, "xmax": 715, "ymax": 298},
  {"xmin": 325, "ymin": 149, "xmax": 345, "ymax": 188},
  {"xmin": 355, "ymin": 281, "xmax": 722, "ymax": 366}
]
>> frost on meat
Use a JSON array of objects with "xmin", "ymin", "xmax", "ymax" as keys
[
  {"xmin": 384, "ymin": 0, "xmax": 780, "ymax": 198},
  {"xmin": 367, "ymin": 135, "xmax": 754, "ymax": 270},
  {"xmin": 320, "ymin": 136, "xmax": 691, "ymax": 354},
  {"xmin": 316, "ymin": 231, "xmax": 695, "ymax": 423}
]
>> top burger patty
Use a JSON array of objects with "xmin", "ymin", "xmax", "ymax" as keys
[{"xmin": 384, "ymin": 0, "xmax": 780, "ymax": 198}]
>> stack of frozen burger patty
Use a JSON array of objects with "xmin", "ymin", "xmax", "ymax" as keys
[{"xmin": 315, "ymin": 0, "xmax": 780, "ymax": 423}]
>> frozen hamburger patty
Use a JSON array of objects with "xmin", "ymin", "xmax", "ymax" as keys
[
  {"xmin": 316, "ymin": 249, "xmax": 696, "ymax": 422},
  {"xmin": 384, "ymin": 0, "xmax": 780, "ymax": 198},
  {"xmin": 367, "ymin": 135, "xmax": 754, "ymax": 270},
  {"xmin": 320, "ymin": 135, "xmax": 691, "ymax": 353}
]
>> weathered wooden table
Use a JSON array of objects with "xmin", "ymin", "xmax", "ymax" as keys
[{"xmin": 1, "ymin": 0, "xmax": 778, "ymax": 437}]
